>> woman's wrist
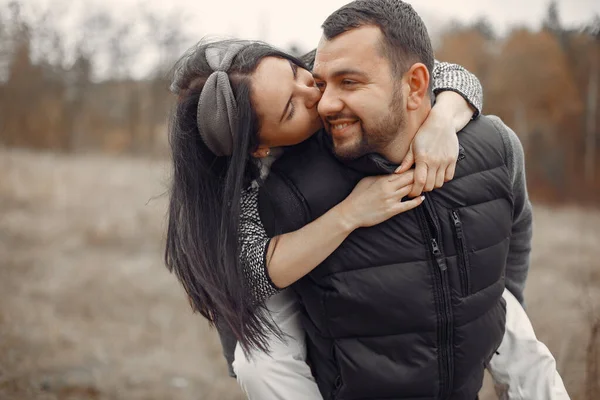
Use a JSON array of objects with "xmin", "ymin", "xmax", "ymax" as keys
[
  {"xmin": 332, "ymin": 201, "xmax": 360, "ymax": 233},
  {"xmin": 433, "ymin": 91, "xmax": 474, "ymax": 133}
]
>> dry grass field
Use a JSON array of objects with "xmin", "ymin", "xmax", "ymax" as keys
[{"xmin": 1, "ymin": 148, "xmax": 598, "ymax": 400}]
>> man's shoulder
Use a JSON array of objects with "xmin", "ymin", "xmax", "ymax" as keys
[
  {"xmin": 459, "ymin": 115, "xmax": 505, "ymax": 156},
  {"xmin": 465, "ymin": 114, "xmax": 504, "ymax": 135},
  {"xmin": 476, "ymin": 115, "xmax": 524, "ymax": 168},
  {"xmin": 461, "ymin": 115, "xmax": 523, "ymax": 159}
]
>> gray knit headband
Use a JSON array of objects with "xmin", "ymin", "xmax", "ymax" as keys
[{"xmin": 197, "ymin": 43, "xmax": 246, "ymax": 157}]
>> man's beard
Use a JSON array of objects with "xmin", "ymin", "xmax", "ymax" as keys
[{"xmin": 330, "ymin": 89, "xmax": 406, "ymax": 162}]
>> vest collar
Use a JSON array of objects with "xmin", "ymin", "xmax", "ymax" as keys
[{"xmin": 345, "ymin": 153, "xmax": 399, "ymax": 175}]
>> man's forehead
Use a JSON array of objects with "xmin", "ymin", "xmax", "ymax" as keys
[{"xmin": 315, "ymin": 25, "xmax": 385, "ymax": 74}]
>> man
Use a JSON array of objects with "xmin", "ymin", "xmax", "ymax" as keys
[{"xmin": 250, "ymin": 1, "xmax": 564, "ymax": 399}]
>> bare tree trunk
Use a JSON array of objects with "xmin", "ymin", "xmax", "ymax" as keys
[
  {"xmin": 584, "ymin": 43, "xmax": 598, "ymax": 184},
  {"xmin": 585, "ymin": 319, "xmax": 600, "ymax": 400}
]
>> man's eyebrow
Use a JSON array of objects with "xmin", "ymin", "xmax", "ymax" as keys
[
  {"xmin": 312, "ymin": 68, "xmax": 368, "ymax": 80},
  {"xmin": 279, "ymin": 60, "xmax": 296, "ymax": 122}
]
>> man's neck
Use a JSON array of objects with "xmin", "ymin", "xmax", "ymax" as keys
[{"xmin": 380, "ymin": 103, "xmax": 432, "ymax": 164}]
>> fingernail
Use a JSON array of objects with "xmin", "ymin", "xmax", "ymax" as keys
[
  {"xmin": 394, "ymin": 166, "xmax": 402, "ymax": 173},
  {"xmin": 420, "ymin": 195, "xmax": 425, "ymax": 201}
]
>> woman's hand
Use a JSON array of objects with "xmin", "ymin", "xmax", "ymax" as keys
[
  {"xmin": 337, "ymin": 171, "xmax": 424, "ymax": 230},
  {"xmin": 396, "ymin": 91, "xmax": 474, "ymax": 198}
]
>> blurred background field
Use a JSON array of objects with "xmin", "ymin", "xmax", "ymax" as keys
[
  {"xmin": 0, "ymin": 0, "xmax": 599, "ymax": 399},
  {"xmin": 1, "ymin": 149, "xmax": 599, "ymax": 400}
]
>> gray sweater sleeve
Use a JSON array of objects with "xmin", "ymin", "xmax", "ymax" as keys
[
  {"xmin": 488, "ymin": 116, "xmax": 533, "ymax": 305},
  {"xmin": 432, "ymin": 60, "xmax": 484, "ymax": 118},
  {"xmin": 239, "ymin": 186, "xmax": 281, "ymax": 304}
]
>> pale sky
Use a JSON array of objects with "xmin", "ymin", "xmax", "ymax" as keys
[
  {"xmin": 5, "ymin": 0, "xmax": 600, "ymax": 78},
  {"xmin": 68, "ymin": 0, "xmax": 599, "ymax": 48}
]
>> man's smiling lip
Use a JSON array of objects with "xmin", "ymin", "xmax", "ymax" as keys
[{"xmin": 328, "ymin": 120, "xmax": 359, "ymax": 137}]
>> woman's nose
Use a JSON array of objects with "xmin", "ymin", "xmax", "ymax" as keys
[
  {"xmin": 299, "ymin": 75, "xmax": 321, "ymax": 109},
  {"xmin": 302, "ymin": 84, "xmax": 321, "ymax": 109}
]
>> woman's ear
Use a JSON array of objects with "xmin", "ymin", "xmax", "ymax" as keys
[{"xmin": 251, "ymin": 145, "xmax": 271, "ymax": 159}]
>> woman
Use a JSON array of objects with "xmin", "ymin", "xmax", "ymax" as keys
[{"xmin": 165, "ymin": 40, "xmax": 568, "ymax": 399}]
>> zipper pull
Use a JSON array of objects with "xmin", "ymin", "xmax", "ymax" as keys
[
  {"xmin": 451, "ymin": 210, "xmax": 463, "ymax": 237},
  {"xmin": 451, "ymin": 210, "xmax": 461, "ymax": 226},
  {"xmin": 431, "ymin": 239, "xmax": 447, "ymax": 271},
  {"xmin": 431, "ymin": 238, "xmax": 441, "ymax": 255}
]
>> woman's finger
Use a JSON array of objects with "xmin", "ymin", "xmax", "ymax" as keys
[
  {"xmin": 435, "ymin": 168, "xmax": 445, "ymax": 188},
  {"xmin": 410, "ymin": 162, "xmax": 428, "ymax": 197},
  {"xmin": 395, "ymin": 144, "xmax": 415, "ymax": 174},
  {"xmin": 388, "ymin": 171, "xmax": 414, "ymax": 189},
  {"xmin": 393, "ymin": 195, "xmax": 425, "ymax": 214},
  {"xmin": 444, "ymin": 163, "xmax": 456, "ymax": 182},
  {"xmin": 423, "ymin": 167, "xmax": 437, "ymax": 192},
  {"xmin": 393, "ymin": 184, "xmax": 414, "ymax": 200}
]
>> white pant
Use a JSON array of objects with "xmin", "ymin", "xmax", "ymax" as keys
[
  {"xmin": 488, "ymin": 290, "xmax": 570, "ymax": 399},
  {"xmin": 233, "ymin": 289, "xmax": 323, "ymax": 399},
  {"xmin": 233, "ymin": 289, "xmax": 569, "ymax": 400}
]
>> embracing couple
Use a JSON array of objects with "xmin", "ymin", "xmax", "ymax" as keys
[{"xmin": 165, "ymin": 0, "xmax": 569, "ymax": 399}]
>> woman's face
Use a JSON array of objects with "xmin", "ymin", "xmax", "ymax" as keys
[{"xmin": 250, "ymin": 57, "xmax": 323, "ymax": 151}]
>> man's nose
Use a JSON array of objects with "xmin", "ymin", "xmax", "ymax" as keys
[{"xmin": 317, "ymin": 86, "xmax": 343, "ymax": 118}]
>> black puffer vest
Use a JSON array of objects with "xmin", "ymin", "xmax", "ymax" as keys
[{"xmin": 259, "ymin": 116, "xmax": 513, "ymax": 400}]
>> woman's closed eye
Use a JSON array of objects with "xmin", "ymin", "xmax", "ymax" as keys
[
  {"xmin": 283, "ymin": 60, "xmax": 299, "ymax": 122},
  {"xmin": 287, "ymin": 100, "xmax": 296, "ymax": 121}
]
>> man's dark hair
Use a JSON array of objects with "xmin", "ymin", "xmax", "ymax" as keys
[{"xmin": 322, "ymin": 0, "xmax": 434, "ymax": 80}]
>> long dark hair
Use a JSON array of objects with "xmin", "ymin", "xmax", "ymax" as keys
[{"xmin": 165, "ymin": 39, "xmax": 307, "ymax": 353}]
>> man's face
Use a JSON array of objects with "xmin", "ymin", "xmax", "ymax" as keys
[{"xmin": 313, "ymin": 25, "xmax": 406, "ymax": 161}]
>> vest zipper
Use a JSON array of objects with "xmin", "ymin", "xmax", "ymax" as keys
[
  {"xmin": 451, "ymin": 210, "xmax": 471, "ymax": 296},
  {"xmin": 419, "ymin": 196, "xmax": 454, "ymax": 400},
  {"xmin": 330, "ymin": 344, "xmax": 343, "ymax": 399}
]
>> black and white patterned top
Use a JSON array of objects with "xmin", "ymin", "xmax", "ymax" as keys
[{"xmin": 239, "ymin": 60, "xmax": 483, "ymax": 304}]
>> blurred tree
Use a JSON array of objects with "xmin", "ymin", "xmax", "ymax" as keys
[
  {"xmin": 543, "ymin": 0, "xmax": 569, "ymax": 50},
  {"xmin": 3, "ymin": 1, "xmax": 36, "ymax": 147},
  {"xmin": 287, "ymin": 43, "xmax": 307, "ymax": 58},
  {"xmin": 472, "ymin": 17, "xmax": 496, "ymax": 41},
  {"xmin": 142, "ymin": 9, "xmax": 190, "ymax": 154},
  {"xmin": 583, "ymin": 17, "xmax": 600, "ymax": 184},
  {"xmin": 543, "ymin": 1, "xmax": 561, "ymax": 33},
  {"xmin": 64, "ymin": 47, "xmax": 92, "ymax": 150},
  {"xmin": 486, "ymin": 28, "xmax": 583, "ymax": 198},
  {"xmin": 435, "ymin": 21, "xmax": 496, "ymax": 90}
]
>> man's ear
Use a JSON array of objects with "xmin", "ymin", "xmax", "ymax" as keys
[
  {"xmin": 251, "ymin": 145, "xmax": 271, "ymax": 159},
  {"xmin": 405, "ymin": 63, "xmax": 430, "ymax": 111}
]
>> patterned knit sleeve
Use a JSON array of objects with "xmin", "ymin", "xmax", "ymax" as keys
[
  {"xmin": 239, "ymin": 185, "xmax": 281, "ymax": 304},
  {"xmin": 432, "ymin": 60, "xmax": 483, "ymax": 118}
]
